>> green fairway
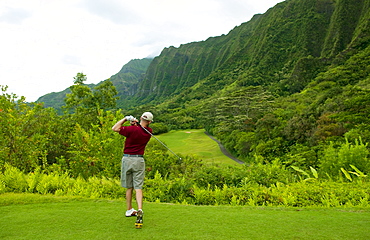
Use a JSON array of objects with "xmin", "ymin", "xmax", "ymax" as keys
[
  {"xmin": 155, "ymin": 129, "xmax": 240, "ymax": 166},
  {"xmin": 1, "ymin": 194, "xmax": 369, "ymax": 240}
]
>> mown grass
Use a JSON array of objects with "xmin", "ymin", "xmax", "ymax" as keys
[
  {"xmin": 156, "ymin": 129, "xmax": 239, "ymax": 166},
  {"xmin": 1, "ymin": 193, "xmax": 370, "ymax": 240}
]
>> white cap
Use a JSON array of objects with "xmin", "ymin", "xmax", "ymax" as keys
[{"xmin": 141, "ymin": 112, "xmax": 153, "ymax": 121}]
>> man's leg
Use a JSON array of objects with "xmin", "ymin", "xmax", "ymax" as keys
[
  {"xmin": 135, "ymin": 188, "xmax": 144, "ymax": 228},
  {"xmin": 126, "ymin": 187, "xmax": 134, "ymax": 210},
  {"xmin": 135, "ymin": 189, "xmax": 143, "ymax": 210}
]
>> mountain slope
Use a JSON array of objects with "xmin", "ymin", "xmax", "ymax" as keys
[
  {"xmin": 110, "ymin": 58, "xmax": 152, "ymax": 108},
  {"xmin": 136, "ymin": 0, "xmax": 326, "ymax": 101},
  {"xmin": 135, "ymin": 0, "xmax": 370, "ymax": 105},
  {"xmin": 131, "ymin": 0, "xmax": 370, "ymax": 164},
  {"xmin": 37, "ymin": 58, "xmax": 152, "ymax": 110},
  {"xmin": 34, "ymin": 0, "xmax": 370, "ymax": 166}
]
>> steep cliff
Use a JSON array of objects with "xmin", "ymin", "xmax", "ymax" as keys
[{"xmin": 136, "ymin": 0, "xmax": 370, "ymax": 103}]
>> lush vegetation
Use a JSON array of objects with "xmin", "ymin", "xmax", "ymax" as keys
[
  {"xmin": 2, "ymin": 0, "xmax": 370, "ymax": 208},
  {"xmin": 1, "ymin": 82, "xmax": 369, "ymax": 207},
  {"xmin": 39, "ymin": 0, "xmax": 370, "ymax": 172},
  {"xmin": 136, "ymin": 0, "xmax": 370, "ymax": 176}
]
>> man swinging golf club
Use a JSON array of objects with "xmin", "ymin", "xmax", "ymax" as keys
[{"xmin": 112, "ymin": 112, "xmax": 153, "ymax": 228}]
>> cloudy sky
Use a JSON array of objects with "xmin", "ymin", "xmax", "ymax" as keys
[{"xmin": 1, "ymin": 0, "xmax": 283, "ymax": 102}]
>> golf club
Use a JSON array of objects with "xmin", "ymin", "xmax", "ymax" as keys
[{"xmin": 136, "ymin": 122, "xmax": 182, "ymax": 161}]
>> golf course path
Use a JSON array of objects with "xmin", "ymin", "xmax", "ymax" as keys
[{"xmin": 205, "ymin": 132, "xmax": 244, "ymax": 164}]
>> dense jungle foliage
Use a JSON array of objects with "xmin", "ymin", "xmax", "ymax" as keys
[
  {"xmin": 1, "ymin": 75, "xmax": 369, "ymax": 206},
  {"xmin": 2, "ymin": 0, "xmax": 370, "ymax": 206}
]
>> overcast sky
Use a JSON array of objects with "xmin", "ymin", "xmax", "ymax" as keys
[{"xmin": 1, "ymin": 0, "xmax": 283, "ymax": 102}]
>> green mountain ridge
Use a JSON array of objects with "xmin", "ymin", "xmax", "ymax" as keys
[
  {"xmin": 38, "ymin": 0, "xmax": 370, "ymax": 110},
  {"xmin": 36, "ymin": 0, "xmax": 370, "ymax": 163},
  {"xmin": 135, "ymin": 0, "xmax": 370, "ymax": 105},
  {"xmin": 132, "ymin": 0, "xmax": 370, "ymax": 163},
  {"xmin": 37, "ymin": 58, "xmax": 152, "ymax": 109}
]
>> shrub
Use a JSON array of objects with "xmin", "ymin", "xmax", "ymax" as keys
[
  {"xmin": 319, "ymin": 138, "xmax": 370, "ymax": 177},
  {"xmin": 150, "ymin": 122, "xmax": 169, "ymax": 134},
  {"xmin": 1, "ymin": 164, "xmax": 369, "ymax": 208},
  {"xmin": 1, "ymin": 164, "xmax": 28, "ymax": 193},
  {"xmin": 144, "ymin": 171, "xmax": 194, "ymax": 203},
  {"xmin": 35, "ymin": 172, "xmax": 73, "ymax": 195},
  {"xmin": 241, "ymin": 158, "xmax": 292, "ymax": 186}
]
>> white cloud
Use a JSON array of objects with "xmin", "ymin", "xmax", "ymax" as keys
[
  {"xmin": 0, "ymin": 7, "xmax": 32, "ymax": 24},
  {"xmin": 81, "ymin": 0, "xmax": 139, "ymax": 25},
  {"xmin": 0, "ymin": 0, "xmax": 283, "ymax": 102}
]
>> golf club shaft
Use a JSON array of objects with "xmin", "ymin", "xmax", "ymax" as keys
[{"xmin": 138, "ymin": 123, "xmax": 182, "ymax": 160}]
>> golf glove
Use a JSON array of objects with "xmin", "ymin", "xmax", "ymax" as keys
[{"xmin": 125, "ymin": 115, "xmax": 134, "ymax": 121}]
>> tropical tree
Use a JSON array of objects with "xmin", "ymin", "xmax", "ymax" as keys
[
  {"xmin": 0, "ymin": 86, "xmax": 60, "ymax": 172},
  {"xmin": 63, "ymin": 73, "xmax": 118, "ymax": 129}
]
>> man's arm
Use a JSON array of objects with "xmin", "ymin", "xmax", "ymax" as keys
[
  {"xmin": 112, "ymin": 118, "xmax": 126, "ymax": 132},
  {"xmin": 112, "ymin": 115, "xmax": 137, "ymax": 132}
]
